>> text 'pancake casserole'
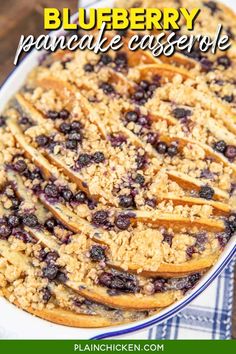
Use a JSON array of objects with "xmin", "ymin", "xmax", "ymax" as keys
[{"xmin": 0, "ymin": 0, "xmax": 236, "ymax": 327}]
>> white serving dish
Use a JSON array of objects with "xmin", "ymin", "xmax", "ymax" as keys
[{"xmin": 0, "ymin": 0, "xmax": 235, "ymax": 340}]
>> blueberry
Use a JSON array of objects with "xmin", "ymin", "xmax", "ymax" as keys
[
  {"xmin": 10, "ymin": 198, "xmax": 21, "ymax": 210},
  {"xmin": 125, "ymin": 111, "xmax": 138, "ymax": 123},
  {"xmin": 98, "ymin": 271, "xmax": 138, "ymax": 293},
  {"xmin": 68, "ymin": 131, "xmax": 82, "ymax": 142},
  {"xmin": 145, "ymin": 198, "xmax": 157, "ymax": 208},
  {"xmin": 195, "ymin": 232, "xmax": 207, "ymax": 245},
  {"xmin": 136, "ymin": 154, "xmax": 147, "ymax": 169},
  {"xmin": 61, "ymin": 188, "xmax": 73, "ymax": 201},
  {"xmin": 203, "ymin": 1, "xmax": 219, "ymax": 14},
  {"xmin": 42, "ymin": 287, "xmax": 51, "ymax": 303},
  {"xmin": 146, "ymin": 132, "xmax": 157, "ymax": 145},
  {"xmin": 217, "ymin": 55, "xmax": 231, "ymax": 68},
  {"xmin": 200, "ymin": 58, "xmax": 213, "ymax": 72},
  {"xmin": 226, "ymin": 27, "xmax": 235, "ymax": 40},
  {"xmin": 227, "ymin": 214, "xmax": 236, "ymax": 234},
  {"xmin": 0, "ymin": 116, "xmax": 5, "ymax": 127},
  {"xmin": 43, "ymin": 264, "xmax": 59, "ymax": 280},
  {"xmin": 0, "ymin": 217, "xmax": 7, "ymax": 225},
  {"xmin": 217, "ymin": 231, "xmax": 231, "ymax": 247},
  {"xmin": 47, "ymin": 110, "xmax": 59, "ymax": 120},
  {"xmin": 0, "ymin": 225, "xmax": 12, "ymax": 239},
  {"xmin": 230, "ymin": 183, "xmax": 236, "ymax": 196},
  {"xmin": 44, "ymin": 183, "xmax": 59, "ymax": 198},
  {"xmin": 223, "ymin": 94, "xmax": 234, "ymax": 103},
  {"xmin": 92, "ymin": 210, "xmax": 109, "ymax": 226},
  {"xmin": 172, "ymin": 108, "xmax": 192, "ymax": 119},
  {"xmin": 59, "ymin": 122, "xmax": 71, "ymax": 134},
  {"xmin": 13, "ymin": 230, "xmax": 35, "ymax": 244},
  {"xmin": 119, "ymin": 195, "xmax": 135, "ymax": 208},
  {"xmin": 138, "ymin": 115, "xmax": 150, "ymax": 126},
  {"xmin": 48, "ymin": 141, "xmax": 58, "ymax": 152},
  {"xmin": 186, "ymin": 245, "xmax": 195, "ymax": 259},
  {"xmin": 183, "ymin": 273, "xmax": 201, "ymax": 292},
  {"xmin": 19, "ymin": 116, "xmax": 30, "ymax": 125},
  {"xmin": 183, "ymin": 47, "xmax": 202, "ymax": 61},
  {"xmin": 110, "ymin": 277, "xmax": 125, "ymax": 290},
  {"xmin": 59, "ymin": 109, "xmax": 70, "ymax": 119},
  {"xmin": 87, "ymin": 200, "xmax": 97, "ymax": 210},
  {"xmin": 98, "ymin": 272, "xmax": 112, "ymax": 287},
  {"xmin": 45, "ymin": 251, "xmax": 59, "ymax": 264},
  {"xmin": 36, "ymin": 134, "xmax": 49, "ymax": 147},
  {"xmin": 77, "ymin": 154, "xmax": 91, "ymax": 167},
  {"xmin": 153, "ymin": 278, "xmax": 166, "ymax": 293},
  {"xmin": 156, "ymin": 141, "xmax": 167, "ymax": 154},
  {"xmin": 133, "ymin": 90, "xmax": 145, "ymax": 102},
  {"xmin": 14, "ymin": 159, "xmax": 27, "ymax": 173},
  {"xmin": 56, "ymin": 271, "xmax": 68, "ymax": 283},
  {"xmin": 32, "ymin": 184, "xmax": 41, "ymax": 194},
  {"xmin": 73, "ymin": 298, "xmax": 84, "ymax": 307},
  {"xmin": 22, "ymin": 214, "xmax": 38, "ymax": 227},
  {"xmin": 93, "ymin": 151, "xmax": 105, "ymax": 163},
  {"xmin": 114, "ymin": 52, "xmax": 128, "ymax": 69},
  {"xmin": 199, "ymin": 185, "xmax": 214, "ymax": 200},
  {"xmin": 100, "ymin": 54, "xmax": 112, "ymax": 65},
  {"xmin": 115, "ymin": 215, "xmax": 131, "ymax": 230},
  {"xmin": 89, "ymin": 245, "xmax": 106, "ymax": 261},
  {"xmin": 167, "ymin": 144, "xmax": 178, "ymax": 157},
  {"xmin": 200, "ymin": 169, "xmax": 215, "ymax": 180},
  {"xmin": 188, "ymin": 273, "xmax": 201, "ymax": 285},
  {"xmin": 224, "ymin": 145, "xmax": 236, "ymax": 160},
  {"xmin": 44, "ymin": 218, "xmax": 57, "ymax": 231},
  {"xmin": 148, "ymin": 83, "xmax": 159, "ymax": 93},
  {"xmin": 214, "ymin": 79, "xmax": 224, "ymax": 86},
  {"xmin": 70, "ymin": 121, "xmax": 82, "ymax": 132},
  {"xmin": 66, "ymin": 140, "xmax": 78, "ymax": 150},
  {"xmin": 109, "ymin": 134, "xmax": 127, "ymax": 147},
  {"xmin": 214, "ymin": 140, "xmax": 227, "ymax": 154},
  {"xmin": 7, "ymin": 214, "xmax": 20, "ymax": 228},
  {"xmin": 61, "ymin": 57, "xmax": 72, "ymax": 68},
  {"xmin": 100, "ymin": 82, "xmax": 115, "ymax": 94},
  {"xmin": 134, "ymin": 173, "xmax": 145, "ymax": 186},
  {"xmin": 29, "ymin": 168, "xmax": 43, "ymax": 181},
  {"xmin": 139, "ymin": 80, "xmax": 150, "ymax": 90},
  {"xmin": 84, "ymin": 63, "xmax": 94, "ymax": 72},
  {"xmin": 163, "ymin": 232, "xmax": 173, "ymax": 246},
  {"xmin": 74, "ymin": 191, "xmax": 87, "ymax": 203}
]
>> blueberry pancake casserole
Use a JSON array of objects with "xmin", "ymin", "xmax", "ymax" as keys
[{"xmin": 0, "ymin": 0, "xmax": 236, "ymax": 328}]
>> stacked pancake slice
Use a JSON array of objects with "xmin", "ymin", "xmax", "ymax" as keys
[
  {"xmin": 0, "ymin": 0, "xmax": 235, "ymax": 328},
  {"xmin": 116, "ymin": 0, "xmax": 236, "ymax": 115}
]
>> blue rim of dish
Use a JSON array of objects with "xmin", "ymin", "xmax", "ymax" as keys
[
  {"xmin": 91, "ymin": 247, "xmax": 236, "ymax": 339},
  {"xmin": 0, "ymin": 1, "xmax": 235, "ymax": 341}
]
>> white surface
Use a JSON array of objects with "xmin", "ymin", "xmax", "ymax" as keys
[
  {"xmin": 220, "ymin": 0, "xmax": 235, "ymax": 8},
  {"xmin": 0, "ymin": 0, "xmax": 235, "ymax": 340}
]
